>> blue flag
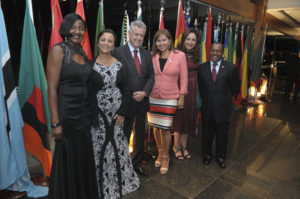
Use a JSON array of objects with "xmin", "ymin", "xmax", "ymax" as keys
[{"xmin": 0, "ymin": 5, "xmax": 48, "ymax": 197}]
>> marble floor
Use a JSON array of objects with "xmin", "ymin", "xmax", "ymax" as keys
[
  {"xmin": 18, "ymin": 94, "xmax": 299, "ymax": 199},
  {"xmin": 123, "ymin": 94, "xmax": 300, "ymax": 199}
]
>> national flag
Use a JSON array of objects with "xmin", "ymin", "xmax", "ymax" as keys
[
  {"xmin": 200, "ymin": 21, "xmax": 207, "ymax": 64},
  {"xmin": 137, "ymin": 0, "xmax": 142, "ymax": 21},
  {"xmin": 248, "ymin": 32, "xmax": 254, "ymax": 70},
  {"xmin": 241, "ymin": 30, "xmax": 250, "ymax": 99},
  {"xmin": 174, "ymin": 0, "xmax": 186, "ymax": 48},
  {"xmin": 251, "ymin": 34, "xmax": 262, "ymax": 84},
  {"xmin": 240, "ymin": 24, "xmax": 244, "ymax": 55},
  {"xmin": 228, "ymin": 24, "xmax": 233, "ymax": 63},
  {"xmin": 48, "ymin": 0, "xmax": 63, "ymax": 53},
  {"xmin": 75, "ymin": 0, "xmax": 92, "ymax": 59},
  {"xmin": 223, "ymin": 26, "xmax": 229, "ymax": 61},
  {"xmin": 186, "ymin": 15, "xmax": 191, "ymax": 28},
  {"xmin": 232, "ymin": 22, "xmax": 239, "ymax": 65},
  {"xmin": 205, "ymin": 6, "xmax": 212, "ymax": 61},
  {"xmin": 0, "ymin": 4, "xmax": 48, "ymax": 197},
  {"xmin": 120, "ymin": 10, "xmax": 129, "ymax": 46},
  {"xmin": 213, "ymin": 24, "xmax": 219, "ymax": 42},
  {"xmin": 234, "ymin": 23, "xmax": 243, "ymax": 106},
  {"xmin": 18, "ymin": 0, "xmax": 52, "ymax": 178},
  {"xmin": 93, "ymin": 0, "xmax": 105, "ymax": 57},
  {"xmin": 159, "ymin": 7, "xmax": 165, "ymax": 30}
]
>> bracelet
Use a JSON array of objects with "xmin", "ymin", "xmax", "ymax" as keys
[{"xmin": 51, "ymin": 122, "xmax": 61, "ymax": 128}]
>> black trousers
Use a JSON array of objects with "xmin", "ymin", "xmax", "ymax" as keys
[
  {"xmin": 202, "ymin": 120, "xmax": 229, "ymax": 159},
  {"xmin": 123, "ymin": 110, "xmax": 146, "ymax": 168}
]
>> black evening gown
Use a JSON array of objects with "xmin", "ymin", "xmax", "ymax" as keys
[{"xmin": 48, "ymin": 42, "xmax": 99, "ymax": 199}]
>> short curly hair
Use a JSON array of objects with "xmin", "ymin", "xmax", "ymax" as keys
[{"xmin": 59, "ymin": 13, "xmax": 86, "ymax": 38}]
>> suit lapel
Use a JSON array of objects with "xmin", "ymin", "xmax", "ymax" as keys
[
  {"xmin": 215, "ymin": 61, "xmax": 226, "ymax": 82},
  {"xmin": 204, "ymin": 62, "xmax": 214, "ymax": 82},
  {"xmin": 162, "ymin": 51, "xmax": 176, "ymax": 74},
  {"xmin": 140, "ymin": 47, "xmax": 146, "ymax": 75}
]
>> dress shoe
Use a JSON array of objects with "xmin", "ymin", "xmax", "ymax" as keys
[
  {"xmin": 215, "ymin": 157, "xmax": 226, "ymax": 169},
  {"xmin": 134, "ymin": 166, "xmax": 148, "ymax": 176},
  {"xmin": 203, "ymin": 154, "xmax": 213, "ymax": 165}
]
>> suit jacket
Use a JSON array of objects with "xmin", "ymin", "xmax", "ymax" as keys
[
  {"xmin": 198, "ymin": 60, "xmax": 240, "ymax": 123},
  {"xmin": 150, "ymin": 50, "xmax": 188, "ymax": 99},
  {"xmin": 113, "ymin": 43, "xmax": 154, "ymax": 112}
]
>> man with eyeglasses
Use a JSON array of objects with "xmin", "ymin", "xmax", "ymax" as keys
[{"xmin": 197, "ymin": 42, "xmax": 240, "ymax": 168}]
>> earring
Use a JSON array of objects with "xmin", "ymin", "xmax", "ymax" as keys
[{"xmin": 64, "ymin": 36, "xmax": 67, "ymax": 42}]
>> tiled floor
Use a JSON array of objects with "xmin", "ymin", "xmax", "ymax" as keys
[{"xmin": 123, "ymin": 94, "xmax": 300, "ymax": 199}]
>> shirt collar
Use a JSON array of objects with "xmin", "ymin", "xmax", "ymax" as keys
[
  {"xmin": 210, "ymin": 59, "xmax": 222, "ymax": 67},
  {"xmin": 128, "ymin": 42, "xmax": 139, "ymax": 53}
]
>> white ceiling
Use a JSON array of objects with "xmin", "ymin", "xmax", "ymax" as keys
[{"xmin": 267, "ymin": 0, "xmax": 300, "ymax": 37}]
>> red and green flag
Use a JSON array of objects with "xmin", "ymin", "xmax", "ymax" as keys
[
  {"xmin": 93, "ymin": 0, "xmax": 105, "ymax": 57},
  {"xmin": 18, "ymin": 0, "xmax": 52, "ymax": 177}
]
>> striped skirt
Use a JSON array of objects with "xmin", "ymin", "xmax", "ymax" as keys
[{"xmin": 147, "ymin": 98, "xmax": 178, "ymax": 130}]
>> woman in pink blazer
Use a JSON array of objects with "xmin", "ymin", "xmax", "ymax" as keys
[{"xmin": 148, "ymin": 29, "xmax": 188, "ymax": 174}]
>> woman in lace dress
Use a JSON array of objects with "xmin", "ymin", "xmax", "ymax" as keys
[{"xmin": 89, "ymin": 29, "xmax": 139, "ymax": 199}]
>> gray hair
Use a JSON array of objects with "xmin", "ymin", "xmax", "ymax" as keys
[{"xmin": 129, "ymin": 20, "xmax": 147, "ymax": 32}]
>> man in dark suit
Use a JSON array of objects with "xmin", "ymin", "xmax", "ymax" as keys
[
  {"xmin": 198, "ymin": 42, "xmax": 240, "ymax": 168},
  {"xmin": 113, "ymin": 20, "xmax": 154, "ymax": 176}
]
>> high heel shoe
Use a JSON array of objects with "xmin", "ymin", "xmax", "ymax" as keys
[
  {"xmin": 155, "ymin": 150, "xmax": 163, "ymax": 167},
  {"xmin": 181, "ymin": 145, "xmax": 191, "ymax": 159},
  {"xmin": 173, "ymin": 146, "xmax": 184, "ymax": 160},
  {"xmin": 160, "ymin": 156, "xmax": 170, "ymax": 175}
]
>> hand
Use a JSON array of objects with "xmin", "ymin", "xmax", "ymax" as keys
[
  {"xmin": 177, "ymin": 95, "xmax": 185, "ymax": 109},
  {"xmin": 133, "ymin": 91, "xmax": 146, "ymax": 102},
  {"xmin": 51, "ymin": 126, "xmax": 62, "ymax": 140},
  {"xmin": 113, "ymin": 114, "xmax": 125, "ymax": 125}
]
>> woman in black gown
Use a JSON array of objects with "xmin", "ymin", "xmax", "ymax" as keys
[{"xmin": 46, "ymin": 13, "xmax": 98, "ymax": 199}]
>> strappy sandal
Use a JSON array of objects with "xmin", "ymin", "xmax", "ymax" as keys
[
  {"xmin": 173, "ymin": 146, "xmax": 184, "ymax": 160},
  {"xmin": 181, "ymin": 146, "xmax": 191, "ymax": 159},
  {"xmin": 160, "ymin": 156, "xmax": 170, "ymax": 175},
  {"xmin": 155, "ymin": 150, "xmax": 163, "ymax": 167}
]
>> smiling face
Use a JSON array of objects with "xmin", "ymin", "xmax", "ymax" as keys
[
  {"xmin": 155, "ymin": 34, "xmax": 170, "ymax": 53},
  {"xmin": 210, "ymin": 43, "xmax": 224, "ymax": 62},
  {"xmin": 68, "ymin": 19, "xmax": 85, "ymax": 45},
  {"xmin": 129, "ymin": 26, "xmax": 146, "ymax": 49},
  {"xmin": 184, "ymin": 32, "xmax": 197, "ymax": 51},
  {"xmin": 98, "ymin": 32, "xmax": 115, "ymax": 54}
]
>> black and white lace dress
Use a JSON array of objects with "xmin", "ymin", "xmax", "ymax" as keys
[{"xmin": 90, "ymin": 61, "xmax": 140, "ymax": 199}]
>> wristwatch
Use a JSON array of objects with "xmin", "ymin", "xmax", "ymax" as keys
[{"xmin": 51, "ymin": 122, "xmax": 61, "ymax": 128}]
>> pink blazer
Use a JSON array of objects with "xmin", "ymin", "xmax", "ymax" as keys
[{"xmin": 150, "ymin": 50, "xmax": 188, "ymax": 99}]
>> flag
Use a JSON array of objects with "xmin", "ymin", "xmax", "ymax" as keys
[
  {"xmin": 174, "ymin": 0, "xmax": 186, "ymax": 48},
  {"xmin": 232, "ymin": 22, "xmax": 239, "ymax": 65},
  {"xmin": 93, "ymin": 0, "xmax": 105, "ymax": 57},
  {"xmin": 186, "ymin": 15, "xmax": 191, "ymax": 29},
  {"xmin": 251, "ymin": 34, "xmax": 262, "ymax": 84},
  {"xmin": 228, "ymin": 24, "xmax": 233, "ymax": 63},
  {"xmin": 241, "ymin": 30, "xmax": 250, "ymax": 99},
  {"xmin": 248, "ymin": 32, "xmax": 254, "ymax": 70},
  {"xmin": 48, "ymin": 0, "xmax": 63, "ymax": 53},
  {"xmin": 75, "ymin": 0, "xmax": 92, "ymax": 59},
  {"xmin": 223, "ymin": 26, "xmax": 229, "ymax": 61},
  {"xmin": 0, "ymin": 5, "xmax": 48, "ymax": 197},
  {"xmin": 200, "ymin": 21, "xmax": 207, "ymax": 64},
  {"xmin": 137, "ymin": 0, "xmax": 142, "ymax": 21},
  {"xmin": 159, "ymin": 8, "xmax": 165, "ymax": 30},
  {"xmin": 18, "ymin": 0, "xmax": 52, "ymax": 178},
  {"xmin": 120, "ymin": 10, "xmax": 129, "ymax": 46},
  {"xmin": 205, "ymin": 6, "xmax": 212, "ymax": 61},
  {"xmin": 240, "ymin": 24, "xmax": 244, "ymax": 55},
  {"xmin": 213, "ymin": 24, "xmax": 219, "ymax": 42}
]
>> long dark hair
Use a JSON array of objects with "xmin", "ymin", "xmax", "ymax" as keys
[
  {"xmin": 151, "ymin": 29, "xmax": 175, "ymax": 57},
  {"xmin": 179, "ymin": 28, "xmax": 200, "ymax": 62}
]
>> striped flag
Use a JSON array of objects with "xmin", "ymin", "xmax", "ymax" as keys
[
  {"xmin": 18, "ymin": 0, "xmax": 52, "ymax": 178},
  {"xmin": 93, "ymin": 0, "xmax": 105, "ymax": 57},
  {"xmin": 75, "ymin": 0, "xmax": 92, "ymax": 59},
  {"xmin": 214, "ymin": 24, "xmax": 219, "ymax": 42},
  {"xmin": 205, "ymin": 6, "xmax": 212, "ymax": 61},
  {"xmin": 120, "ymin": 10, "xmax": 129, "ymax": 46},
  {"xmin": 200, "ymin": 21, "xmax": 207, "ymax": 64},
  {"xmin": 228, "ymin": 24, "xmax": 233, "ymax": 63},
  {"xmin": 48, "ymin": 0, "xmax": 63, "ymax": 53},
  {"xmin": 174, "ymin": 0, "xmax": 186, "ymax": 48},
  {"xmin": 223, "ymin": 26, "xmax": 229, "ymax": 61},
  {"xmin": 232, "ymin": 22, "xmax": 239, "ymax": 65},
  {"xmin": 137, "ymin": 0, "xmax": 142, "ymax": 21},
  {"xmin": 159, "ymin": 7, "xmax": 165, "ymax": 30},
  {"xmin": 0, "ymin": 4, "xmax": 48, "ymax": 197},
  {"xmin": 241, "ymin": 30, "xmax": 250, "ymax": 99}
]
